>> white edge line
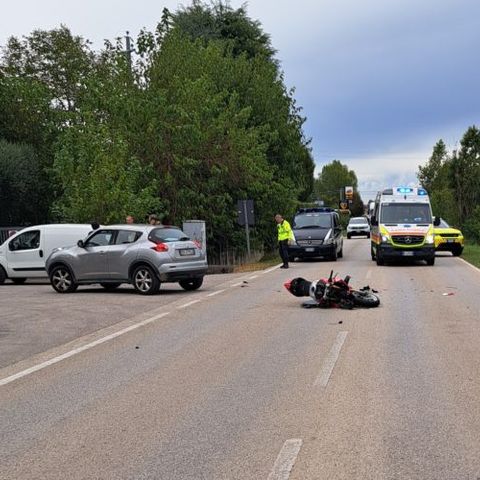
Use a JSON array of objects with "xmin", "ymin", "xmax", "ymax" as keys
[
  {"xmin": 177, "ymin": 299, "xmax": 201, "ymax": 309},
  {"xmin": 262, "ymin": 264, "xmax": 283, "ymax": 274},
  {"xmin": 206, "ymin": 289, "xmax": 225, "ymax": 297},
  {"xmin": 248, "ymin": 274, "xmax": 259, "ymax": 280},
  {"xmin": 0, "ymin": 312, "xmax": 171, "ymax": 387},
  {"xmin": 314, "ymin": 331, "xmax": 348, "ymax": 387},
  {"xmin": 231, "ymin": 282, "xmax": 243, "ymax": 287},
  {"xmin": 267, "ymin": 439, "xmax": 303, "ymax": 480},
  {"xmin": 457, "ymin": 256, "xmax": 480, "ymax": 275}
]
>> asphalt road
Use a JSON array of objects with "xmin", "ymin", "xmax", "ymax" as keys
[{"xmin": 1, "ymin": 239, "xmax": 480, "ymax": 479}]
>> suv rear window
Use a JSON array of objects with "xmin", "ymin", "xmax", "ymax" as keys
[
  {"xmin": 149, "ymin": 228, "xmax": 190, "ymax": 243},
  {"xmin": 293, "ymin": 214, "xmax": 332, "ymax": 229}
]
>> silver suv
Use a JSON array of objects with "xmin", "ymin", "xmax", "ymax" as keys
[
  {"xmin": 46, "ymin": 225, "xmax": 208, "ymax": 295},
  {"xmin": 346, "ymin": 217, "xmax": 370, "ymax": 239}
]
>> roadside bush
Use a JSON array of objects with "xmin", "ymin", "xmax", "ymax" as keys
[{"xmin": 463, "ymin": 206, "xmax": 480, "ymax": 243}]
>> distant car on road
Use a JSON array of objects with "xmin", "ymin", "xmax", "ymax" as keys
[
  {"xmin": 347, "ymin": 217, "xmax": 370, "ymax": 239},
  {"xmin": 434, "ymin": 218, "xmax": 464, "ymax": 256},
  {"xmin": 288, "ymin": 208, "xmax": 343, "ymax": 261},
  {"xmin": 46, "ymin": 225, "xmax": 208, "ymax": 295}
]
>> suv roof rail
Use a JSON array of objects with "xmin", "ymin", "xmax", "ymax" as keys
[{"xmin": 296, "ymin": 207, "xmax": 334, "ymax": 214}]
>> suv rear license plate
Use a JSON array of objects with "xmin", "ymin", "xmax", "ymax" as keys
[
  {"xmin": 402, "ymin": 251, "xmax": 414, "ymax": 256},
  {"xmin": 179, "ymin": 248, "xmax": 195, "ymax": 256}
]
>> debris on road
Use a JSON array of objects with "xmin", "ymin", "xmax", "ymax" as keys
[{"xmin": 442, "ymin": 292, "xmax": 455, "ymax": 296}]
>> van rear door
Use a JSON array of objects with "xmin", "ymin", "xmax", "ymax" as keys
[{"xmin": 5, "ymin": 227, "xmax": 46, "ymax": 278}]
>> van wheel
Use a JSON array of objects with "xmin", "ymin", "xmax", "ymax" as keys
[
  {"xmin": 179, "ymin": 277, "xmax": 204, "ymax": 291},
  {"xmin": 12, "ymin": 278, "xmax": 27, "ymax": 285},
  {"xmin": 101, "ymin": 283, "xmax": 121, "ymax": 291},
  {"xmin": 133, "ymin": 265, "xmax": 160, "ymax": 295},
  {"xmin": 347, "ymin": 234, "xmax": 351, "ymax": 239},
  {"xmin": 330, "ymin": 248, "xmax": 338, "ymax": 262},
  {"xmin": 338, "ymin": 247, "xmax": 343, "ymax": 258},
  {"xmin": 0, "ymin": 266, "xmax": 6, "ymax": 284},
  {"xmin": 50, "ymin": 265, "xmax": 78, "ymax": 293},
  {"xmin": 426, "ymin": 256, "xmax": 435, "ymax": 266}
]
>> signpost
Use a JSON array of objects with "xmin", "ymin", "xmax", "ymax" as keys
[{"xmin": 237, "ymin": 200, "xmax": 255, "ymax": 256}]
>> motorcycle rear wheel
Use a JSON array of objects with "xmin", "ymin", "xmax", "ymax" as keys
[{"xmin": 351, "ymin": 290, "xmax": 380, "ymax": 308}]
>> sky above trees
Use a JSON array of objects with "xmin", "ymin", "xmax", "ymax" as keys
[{"xmin": 2, "ymin": 0, "xmax": 479, "ymax": 198}]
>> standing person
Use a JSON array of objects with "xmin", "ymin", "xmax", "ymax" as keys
[
  {"xmin": 126, "ymin": 215, "xmax": 134, "ymax": 224},
  {"xmin": 275, "ymin": 214, "xmax": 293, "ymax": 269},
  {"xmin": 148, "ymin": 214, "xmax": 162, "ymax": 225}
]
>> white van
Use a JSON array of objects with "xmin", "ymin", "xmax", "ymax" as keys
[{"xmin": 0, "ymin": 224, "xmax": 94, "ymax": 284}]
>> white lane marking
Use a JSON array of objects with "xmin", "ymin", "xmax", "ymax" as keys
[
  {"xmin": 206, "ymin": 289, "xmax": 226, "ymax": 297},
  {"xmin": 457, "ymin": 257, "xmax": 480, "ymax": 275},
  {"xmin": 262, "ymin": 264, "xmax": 283, "ymax": 274},
  {"xmin": 231, "ymin": 282, "xmax": 243, "ymax": 287},
  {"xmin": 248, "ymin": 274, "xmax": 259, "ymax": 280},
  {"xmin": 177, "ymin": 299, "xmax": 201, "ymax": 309},
  {"xmin": 0, "ymin": 312, "xmax": 171, "ymax": 387},
  {"xmin": 365, "ymin": 269, "xmax": 372, "ymax": 280},
  {"xmin": 267, "ymin": 439, "xmax": 303, "ymax": 480},
  {"xmin": 314, "ymin": 331, "xmax": 349, "ymax": 387}
]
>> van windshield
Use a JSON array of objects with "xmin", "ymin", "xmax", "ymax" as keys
[
  {"xmin": 380, "ymin": 203, "xmax": 432, "ymax": 224},
  {"xmin": 294, "ymin": 214, "xmax": 331, "ymax": 229}
]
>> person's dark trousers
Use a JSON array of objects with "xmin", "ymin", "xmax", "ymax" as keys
[{"xmin": 279, "ymin": 240, "xmax": 289, "ymax": 267}]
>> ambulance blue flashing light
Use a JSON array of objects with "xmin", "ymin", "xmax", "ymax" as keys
[
  {"xmin": 397, "ymin": 187, "xmax": 413, "ymax": 194},
  {"xmin": 417, "ymin": 188, "xmax": 427, "ymax": 196}
]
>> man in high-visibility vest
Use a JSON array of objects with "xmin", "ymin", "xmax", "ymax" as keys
[{"xmin": 275, "ymin": 214, "xmax": 294, "ymax": 269}]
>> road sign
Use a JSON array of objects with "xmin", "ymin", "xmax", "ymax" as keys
[
  {"xmin": 345, "ymin": 186, "xmax": 354, "ymax": 200},
  {"xmin": 237, "ymin": 200, "xmax": 255, "ymax": 227},
  {"xmin": 237, "ymin": 200, "xmax": 255, "ymax": 257}
]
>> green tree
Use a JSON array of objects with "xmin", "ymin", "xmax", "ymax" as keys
[
  {"xmin": 314, "ymin": 160, "xmax": 360, "ymax": 208},
  {"xmin": 451, "ymin": 126, "xmax": 480, "ymax": 224},
  {"xmin": 52, "ymin": 121, "xmax": 161, "ymax": 224},
  {"xmin": 0, "ymin": 140, "xmax": 47, "ymax": 225},
  {"xmin": 172, "ymin": 1, "xmax": 275, "ymax": 60},
  {"xmin": 417, "ymin": 139, "xmax": 459, "ymax": 225},
  {"xmin": 417, "ymin": 139, "xmax": 448, "ymax": 193}
]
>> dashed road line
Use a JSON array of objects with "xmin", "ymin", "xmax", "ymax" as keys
[
  {"xmin": 267, "ymin": 439, "xmax": 303, "ymax": 480},
  {"xmin": 231, "ymin": 282, "xmax": 243, "ymax": 287},
  {"xmin": 248, "ymin": 274, "xmax": 259, "ymax": 280},
  {"xmin": 177, "ymin": 299, "xmax": 201, "ymax": 309},
  {"xmin": 314, "ymin": 331, "xmax": 348, "ymax": 387},
  {"xmin": 0, "ymin": 312, "xmax": 171, "ymax": 387},
  {"xmin": 206, "ymin": 289, "xmax": 225, "ymax": 297}
]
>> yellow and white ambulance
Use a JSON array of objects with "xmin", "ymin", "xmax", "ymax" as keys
[{"xmin": 370, "ymin": 187, "xmax": 439, "ymax": 266}]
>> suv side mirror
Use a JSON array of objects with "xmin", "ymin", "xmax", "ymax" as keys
[
  {"xmin": 371, "ymin": 217, "xmax": 378, "ymax": 226},
  {"xmin": 433, "ymin": 216, "xmax": 441, "ymax": 227},
  {"xmin": 77, "ymin": 240, "xmax": 85, "ymax": 248}
]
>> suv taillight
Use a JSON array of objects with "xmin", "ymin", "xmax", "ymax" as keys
[
  {"xmin": 151, "ymin": 242, "xmax": 169, "ymax": 252},
  {"xmin": 193, "ymin": 240, "xmax": 201, "ymax": 249}
]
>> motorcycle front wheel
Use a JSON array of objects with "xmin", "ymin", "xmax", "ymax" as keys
[{"xmin": 351, "ymin": 290, "xmax": 380, "ymax": 308}]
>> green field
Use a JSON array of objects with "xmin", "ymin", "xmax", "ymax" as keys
[{"xmin": 462, "ymin": 243, "xmax": 480, "ymax": 269}]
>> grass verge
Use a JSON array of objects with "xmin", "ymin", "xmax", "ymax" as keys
[{"xmin": 462, "ymin": 243, "xmax": 480, "ymax": 269}]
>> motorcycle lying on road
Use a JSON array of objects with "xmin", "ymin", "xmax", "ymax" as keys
[{"xmin": 284, "ymin": 270, "xmax": 380, "ymax": 309}]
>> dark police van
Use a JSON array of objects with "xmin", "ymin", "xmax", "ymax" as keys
[{"xmin": 288, "ymin": 208, "xmax": 344, "ymax": 261}]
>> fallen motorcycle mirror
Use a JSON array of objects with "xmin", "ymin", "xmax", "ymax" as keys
[{"xmin": 284, "ymin": 272, "xmax": 380, "ymax": 309}]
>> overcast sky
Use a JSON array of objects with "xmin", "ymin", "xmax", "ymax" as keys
[{"xmin": 1, "ymin": 0, "xmax": 479, "ymax": 198}]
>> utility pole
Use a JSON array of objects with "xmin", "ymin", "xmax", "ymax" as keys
[
  {"xmin": 125, "ymin": 31, "xmax": 133, "ymax": 72},
  {"xmin": 242, "ymin": 200, "xmax": 251, "ymax": 257}
]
